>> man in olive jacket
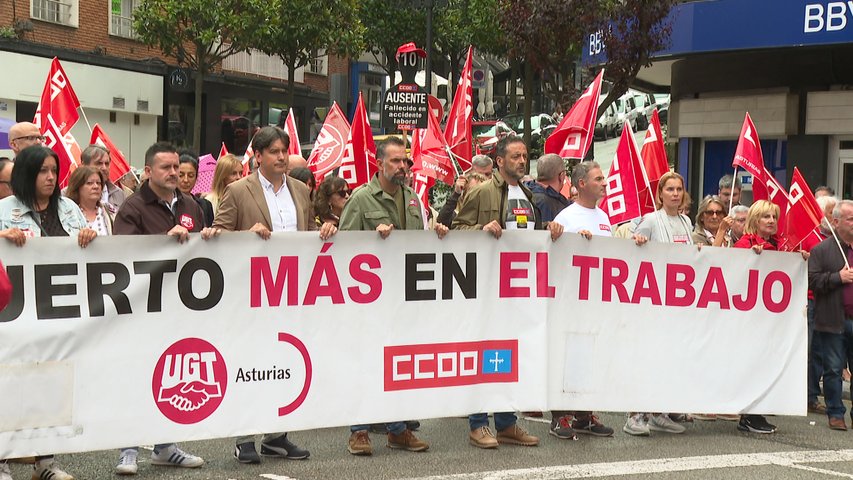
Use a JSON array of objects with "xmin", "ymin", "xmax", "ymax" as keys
[{"xmin": 451, "ymin": 135, "xmax": 562, "ymax": 450}]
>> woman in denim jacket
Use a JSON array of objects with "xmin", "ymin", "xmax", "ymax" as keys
[{"xmin": 0, "ymin": 145, "xmax": 96, "ymax": 247}]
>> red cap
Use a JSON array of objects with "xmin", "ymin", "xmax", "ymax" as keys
[{"xmin": 396, "ymin": 42, "xmax": 427, "ymax": 60}]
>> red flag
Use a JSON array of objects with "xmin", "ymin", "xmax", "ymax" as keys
[
  {"xmin": 284, "ymin": 108, "xmax": 301, "ymax": 156},
  {"xmin": 218, "ymin": 142, "xmax": 229, "ymax": 160},
  {"xmin": 765, "ymin": 172, "xmax": 790, "ymax": 236},
  {"xmin": 781, "ymin": 167, "xmax": 824, "ymax": 251},
  {"xmin": 339, "ymin": 93, "xmax": 376, "ymax": 189},
  {"xmin": 90, "ymin": 124, "xmax": 131, "ymax": 183},
  {"xmin": 638, "ymin": 109, "xmax": 668, "ymax": 211},
  {"xmin": 412, "ymin": 108, "xmax": 455, "ymax": 185},
  {"xmin": 444, "ymin": 46, "xmax": 473, "ymax": 172},
  {"xmin": 34, "ymin": 58, "xmax": 81, "ymax": 136},
  {"xmin": 241, "ymin": 144, "xmax": 253, "ymax": 177},
  {"xmin": 34, "ymin": 57, "xmax": 83, "ymax": 188},
  {"xmin": 307, "ymin": 102, "xmax": 350, "ymax": 183},
  {"xmin": 732, "ymin": 112, "xmax": 767, "ymax": 200},
  {"xmin": 41, "ymin": 118, "xmax": 81, "ymax": 188},
  {"xmin": 545, "ymin": 69, "xmax": 604, "ymax": 160},
  {"xmin": 412, "ymin": 170, "xmax": 434, "ymax": 230},
  {"xmin": 599, "ymin": 122, "xmax": 645, "ymax": 225}
]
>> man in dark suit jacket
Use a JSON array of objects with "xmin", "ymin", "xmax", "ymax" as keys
[{"xmin": 212, "ymin": 126, "xmax": 333, "ymax": 464}]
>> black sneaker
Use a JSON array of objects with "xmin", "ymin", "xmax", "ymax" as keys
[
  {"xmin": 549, "ymin": 415, "xmax": 577, "ymax": 440},
  {"xmin": 260, "ymin": 434, "xmax": 310, "ymax": 459},
  {"xmin": 737, "ymin": 415, "xmax": 776, "ymax": 434},
  {"xmin": 234, "ymin": 442, "xmax": 261, "ymax": 464},
  {"xmin": 572, "ymin": 414, "xmax": 615, "ymax": 437}
]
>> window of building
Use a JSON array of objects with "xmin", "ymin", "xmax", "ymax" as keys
[
  {"xmin": 110, "ymin": 0, "xmax": 139, "ymax": 38},
  {"xmin": 307, "ymin": 49, "xmax": 328, "ymax": 76},
  {"xmin": 221, "ymin": 98, "xmax": 259, "ymax": 156},
  {"xmin": 31, "ymin": 0, "xmax": 78, "ymax": 27}
]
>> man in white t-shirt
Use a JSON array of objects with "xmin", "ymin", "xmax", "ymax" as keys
[
  {"xmin": 452, "ymin": 136, "xmax": 563, "ymax": 450},
  {"xmin": 549, "ymin": 161, "xmax": 646, "ymax": 441}
]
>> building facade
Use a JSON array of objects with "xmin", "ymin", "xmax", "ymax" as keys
[
  {"xmin": 584, "ymin": 0, "xmax": 853, "ymax": 203},
  {"xmin": 0, "ymin": 0, "xmax": 349, "ymax": 163}
]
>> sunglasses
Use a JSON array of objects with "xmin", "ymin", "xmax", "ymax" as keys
[
  {"xmin": 334, "ymin": 189, "xmax": 351, "ymax": 198},
  {"xmin": 704, "ymin": 210, "xmax": 725, "ymax": 217}
]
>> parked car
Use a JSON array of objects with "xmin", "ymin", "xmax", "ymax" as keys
[
  {"xmin": 653, "ymin": 93, "xmax": 671, "ymax": 125},
  {"xmin": 595, "ymin": 97, "xmax": 619, "ymax": 140},
  {"xmin": 613, "ymin": 93, "xmax": 639, "ymax": 132},
  {"xmin": 632, "ymin": 92, "xmax": 658, "ymax": 130},
  {"xmin": 501, "ymin": 113, "xmax": 557, "ymax": 145},
  {"xmin": 473, "ymin": 120, "xmax": 515, "ymax": 158}
]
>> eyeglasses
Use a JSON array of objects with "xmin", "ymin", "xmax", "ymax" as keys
[
  {"xmin": 11, "ymin": 135, "xmax": 45, "ymax": 143},
  {"xmin": 334, "ymin": 190, "xmax": 351, "ymax": 198},
  {"xmin": 705, "ymin": 210, "xmax": 724, "ymax": 217}
]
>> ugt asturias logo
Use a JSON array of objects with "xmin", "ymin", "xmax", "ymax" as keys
[{"xmin": 152, "ymin": 338, "xmax": 227, "ymax": 424}]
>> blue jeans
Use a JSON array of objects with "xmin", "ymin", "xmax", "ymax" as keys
[
  {"xmin": 351, "ymin": 422, "xmax": 405, "ymax": 435},
  {"xmin": 807, "ymin": 300, "xmax": 825, "ymax": 404},
  {"xmin": 816, "ymin": 319, "xmax": 853, "ymax": 419},
  {"xmin": 469, "ymin": 412, "xmax": 517, "ymax": 432}
]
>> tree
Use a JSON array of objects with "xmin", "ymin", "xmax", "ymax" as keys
[
  {"xmin": 358, "ymin": 0, "xmax": 426, "ymax": 79},
  {"xmin": 133, "ymin": 0, "xmax": 268, "ymax": 150},
  {"xmin": 434, "ymin": 0, "xmax": 503, "ymax": 94},
  {"xmin": 596, "ymin": 0, "xmax": 675, "ymax": 117},
  {"xmin": 260, "ymin": 0, "xmax": 365, "ymax": 108}
]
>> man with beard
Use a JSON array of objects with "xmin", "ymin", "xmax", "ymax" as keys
[
  {"xmin": 338, "ymin": 136, "xmax": 446, "ymax": 456},
  {"xmin": 452, "ymin": 135, "xmax": 562, "ymax": 449}
]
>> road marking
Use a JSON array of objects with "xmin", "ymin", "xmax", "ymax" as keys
[
  {"xmin": 403, "ymin": 449, "xmax": 853, "ymax": 479},
  {"xmin": 260, "ymin": 475, "xmax": 300, "ymax": 480}
]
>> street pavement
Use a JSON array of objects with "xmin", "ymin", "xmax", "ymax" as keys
[{"xmin": 8, "ymin": 407, "xmax": 853, "ymax": 480}]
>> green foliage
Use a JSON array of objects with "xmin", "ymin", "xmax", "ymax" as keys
[
  {"xmin": 0, "ymin": 26, "xmax": 15, "ymax": 39},
  {"xmin": 133, "ymin": 0, "xmax": 269, "ymax": 73},
  {"xmin": 260, "ymin": 0, "xmax": 364, "ymax": 72},
  {"xmin": 358, "ymin": 0, "xmax": 425, "ymax": 76},
  {"xmin": 434, "ymin": 0, "xmax": 503, "ymax": 84}
]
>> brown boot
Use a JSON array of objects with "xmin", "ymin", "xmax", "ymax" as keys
[
  {"xmin": 469, "ymin": 426, "xmax": 499, "ymax": 449},
  {"xmin": 347, "ymin": 430, "xmax": 372, "ymax": 455},
  {"xmin": 497, "ymin": 424, "xmax": 539, "ymax": 446},
  {"xmin": 387, "ymin": 429, "xmax": 428, "ymax": 452},
  {"xmin": 829, "ymin": 417, "xmax": 848, "ymax": 431}
]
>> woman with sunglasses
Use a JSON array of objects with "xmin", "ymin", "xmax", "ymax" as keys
[
  {"xmin": 691, "ymin": 195, "xmax": 732, "ymax": 247},
  {"xmin": 313, "ymin": 175, "xmax": 350, "ymax": 228}
]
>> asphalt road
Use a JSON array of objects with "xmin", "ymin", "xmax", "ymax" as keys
[{"xmin": 8, "ymin": 408, "xmax": 853, "ymax": 480}]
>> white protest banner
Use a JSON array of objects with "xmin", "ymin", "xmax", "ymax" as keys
[{"xmin": 0, "ymin": 232, "xmax": 805, "ymax": 458}]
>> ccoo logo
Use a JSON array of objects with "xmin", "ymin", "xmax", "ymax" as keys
[{"xmin": 152, "ymin": 338, "xmax": 227, "ymax": 424}]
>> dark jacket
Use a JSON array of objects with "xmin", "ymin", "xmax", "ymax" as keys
[
  {"xmin": 113, "ymin": 180, "xmax": 206, "ymax": 235},
  {"xmin": 193, "ymin": 194, "xmax": 215, "ymax": 227},
  {"xmin": 452, "ymin": 170, "xmax": 542, "ymax": 230},
  {"xmin": 808, "ymin": 235, "xmax": 850, "ymax": 334},
  {"xmin": 526, "ymin": 181, "xmax": 571, "ymax": 223},
  {"xmin": 437, "ymin": 191, "xmax": 461, "ymax": 228}
]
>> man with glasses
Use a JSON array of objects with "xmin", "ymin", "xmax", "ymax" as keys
[
  {"xmin": 8, "ymin": 122, "xmax": 45, "ymax": 156},
  {"xmin": 213, "ymin": 126, "xmax": 332, "ymax": 465},
  {"xmin": 526, "ymin": 153, "xmax": 571, "ymax": 225}
]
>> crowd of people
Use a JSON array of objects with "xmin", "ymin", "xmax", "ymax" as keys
[{"xmin": 0, "ymin": 120, "xmax": 839, "ymax": 479}]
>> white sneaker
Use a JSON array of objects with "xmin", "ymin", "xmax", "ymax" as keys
[
  {"xmin": 0, "ymin": 462, "xmax": 12, "ymax": 480},
  {"xmin": 623, "ymin": 413, "xmax": 650, "ymax": 436},
  {"xmin": 32, "ymin": 458, "xmax": 74, "ymax": 480},
  {"xmin": 150, "ymin": 445, "xmax": 204, "ymax": 468},
  {"xmin": 115, "ymin": 449, "xmax": 139, "ymax": 475},
  {"xmin": 648, "ymin": 413, "xmax": 686, "ymax": 434}
]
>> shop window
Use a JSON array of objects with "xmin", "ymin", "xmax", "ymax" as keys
[
  {"xmin": 110, "ymin": 0, "xmax": 139, "ymax": 38},
  {"xmin": 31, "ymin": 0, "xmax": 78, "ymax": 27},
  {"xmin": 221, "ymin": 98, "xmax": 259, "ymax": 156},
  {"xmin": 168, "ymin": 104, "xmax": 192, "ymax": 149}
]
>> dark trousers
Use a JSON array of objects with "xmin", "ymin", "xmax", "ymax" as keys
[{"xmin": 816, "ymin": 319, "xmax": 853, "ymax": 419}]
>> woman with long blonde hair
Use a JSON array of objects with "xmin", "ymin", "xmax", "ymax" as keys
[{"xmin": 205, "ymin": 154, "xmax": 243, "ymax": 215}]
